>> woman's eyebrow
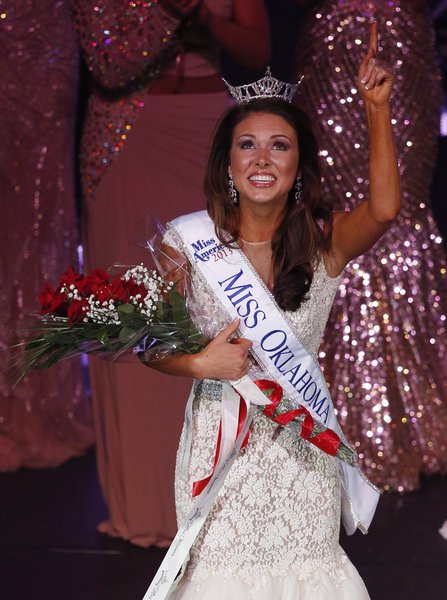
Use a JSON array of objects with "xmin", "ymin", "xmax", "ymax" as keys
[{"xmin": 236, "ymin": 133, "xmax": 293, "ymax": 141}]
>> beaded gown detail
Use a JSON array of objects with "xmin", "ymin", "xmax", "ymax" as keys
[
  {"xmin": 164, "ymin": 228, "xmax": 370, "ymax": 599},
  {"xmin": 0, "ymin": 0, "xmax": 94, "ymax": 470},
  {"xmin": 294, "ymin": 1, "xmax": 447, "ymax": 492}
]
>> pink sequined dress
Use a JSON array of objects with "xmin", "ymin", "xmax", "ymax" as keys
[
  {"xmin": 0, "ymin": 0, "xmax": 94, "ymax": 470},
  {"xmin": 71, "ymin": 0, "xmax": 232, "ymax": 546},
  {"xmin": 294, "ymin": 0, "xmax": 447, "ymax": 491}
]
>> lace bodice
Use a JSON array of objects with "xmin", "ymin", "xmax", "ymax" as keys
[{"xmin": 162, "ymin": 221, "xmax": 359, "ymax": 594}]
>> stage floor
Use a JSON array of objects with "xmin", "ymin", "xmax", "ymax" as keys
[{"xmin": 1, "ymin": 448, "xmax": 446, "ymax": 600}]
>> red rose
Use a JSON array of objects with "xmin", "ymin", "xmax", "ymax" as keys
[
  {"xmin": 84, "ymin": 268, "xmax": 110, "ymax": 296},
  {"xmin": 39, "ymin": 283, "xmax": 67, "ymax": 315},
  {"xmin": 94, "ymin": 283, "xmax": 114, "ymax": 303},
  {"xmin": 109, "ymin": 277, "xmax": 130, "ymax": 303},
  {"xmin": 76, "ymin": 274, "xmax": 95, "ymax": 295},
  {"xmin": 124, "ymin": 279, "xmax": 147, "ymax": 300},
  {"xmin": 67, "ymin": 298, "xmax": 89, "ymax": 324},
  {"xmin": 58, "ymin": 265, "xmax": 84, "ymax": 290}
]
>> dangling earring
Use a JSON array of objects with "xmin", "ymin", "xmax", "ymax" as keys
[
  {"xmin": 228, "ymin": 173, "xmax": 238, "ymax": 205},
  {"xmin": 294, "ymin": 176, "xmax": 303, "ymax": 205}
]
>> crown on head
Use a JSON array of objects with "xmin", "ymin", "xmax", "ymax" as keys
[{"xmin": 223, "ymin": 67, "xmax": 303, "ymax": 105}]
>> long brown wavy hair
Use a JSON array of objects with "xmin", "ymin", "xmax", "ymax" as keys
[{"xmin": 205, "ymin": 98, "xmax": 334, "ymax": 311}]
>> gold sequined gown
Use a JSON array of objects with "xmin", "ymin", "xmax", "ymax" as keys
[
  {"xmin": 71, "ymin": 0, "xmax": 232, "ymax": 546},
  {"xmin": 0, "ymin": 0, "xmax": 94, "ymax": 470},
  {"xmin": 294, "ymin": 0, "xmax": 447, "ymax": 491}
]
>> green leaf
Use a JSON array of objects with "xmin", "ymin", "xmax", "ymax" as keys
[
  {"xmin": 119, "ymin": 325, "xmax": 139, "ymax": 343},
  {"xmin": 99, "ymin": 329, "xmax": 111, "ymax": 346},
  {"xmin": 117, "ymin": 303, "xmax": 135, "ymax": 315}
]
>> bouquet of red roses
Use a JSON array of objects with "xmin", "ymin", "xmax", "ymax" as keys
[
  {"xmin": 12, "ymin": 263, "xmax": 207, "ymax": 383},
  {"xmin": 11, "ymin": 242, "xmax": 357, "ymax": 468}
]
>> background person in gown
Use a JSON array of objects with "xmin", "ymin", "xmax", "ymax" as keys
[{"xmin": 71, "ymin": 0, "xmax": 271, "ymax": 547}]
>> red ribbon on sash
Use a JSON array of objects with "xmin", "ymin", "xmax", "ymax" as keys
[
  {"xmin": 255, "ymin": 379, "xmax": 340, "ymax": 456},
  {"xmin": 192, "ymin": 379, "xmax": 340, "ymax": 498}
]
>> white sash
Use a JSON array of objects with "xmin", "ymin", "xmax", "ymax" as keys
[
  {"xmin": 142, "ymin": 210, "xmax": 379, "ymax": 600},
  {"xmin": 170, "ymin": 210, "xmax": 379, "ymax": 533}
]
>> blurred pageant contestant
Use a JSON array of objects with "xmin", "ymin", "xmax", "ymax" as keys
[
  {"xmin": 293, "ymin": 0, "xmax": 447, "ymax": 491},
  {"xmin": 70, "ymin": 0, "xmax": 270, "ymax": 546},
  {"xmin": 144, "ymin": 22, "xmax": 397, "ymax": 599},
  {"xmin": 0, "ymin": 0, "xmax": 93, "ymax": 470}
]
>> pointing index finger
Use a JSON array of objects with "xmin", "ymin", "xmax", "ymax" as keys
[{"xmin": 369, "ymin": 20, "xmax": 378, "ymax": 55}]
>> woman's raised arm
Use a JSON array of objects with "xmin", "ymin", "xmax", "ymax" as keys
[{"xmin": 327, "ymin": 21, "xmax": 401, "ymax": 274}]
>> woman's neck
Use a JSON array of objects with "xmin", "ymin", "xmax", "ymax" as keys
[{"xmin": 238, "ymin": 204, "xmax": 285, "ymax": 242}]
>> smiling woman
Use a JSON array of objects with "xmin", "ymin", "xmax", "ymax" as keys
[
  {"xmin": 227, "ymin": 112, "xmax": 300, "ymax": 289},
  {"xmin": 205, "ymin": 98, "xmax": 332, "ymax": 312},
  {"xmin": 142, "ymin": 26, "xmax": 400, "ymax": 596},
  {"xmin": 229, "ymin": 112, "xmax": 299, "ymax": 211}
]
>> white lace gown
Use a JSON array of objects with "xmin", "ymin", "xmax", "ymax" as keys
[{"xmin": 165, "ymin": 230, "xmax": 370, "ymax": 600}]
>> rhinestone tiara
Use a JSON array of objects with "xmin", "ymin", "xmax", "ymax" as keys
[{"xmin": 223, "ymin": 67, "xmax": 303, "ymax": 105}]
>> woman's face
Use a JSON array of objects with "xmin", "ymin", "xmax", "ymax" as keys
[{"xmin": 228, "ymin": 112, "xmax": 299, "ymax": 210}]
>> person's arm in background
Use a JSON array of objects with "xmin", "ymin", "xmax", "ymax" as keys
[
  {"xmin": 197, "ymin": 0, "xmax": 271, "ymax": 69},
  {"xmin": 70, "ymin": 0, "xmax": 201, "ymax": 89}
]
